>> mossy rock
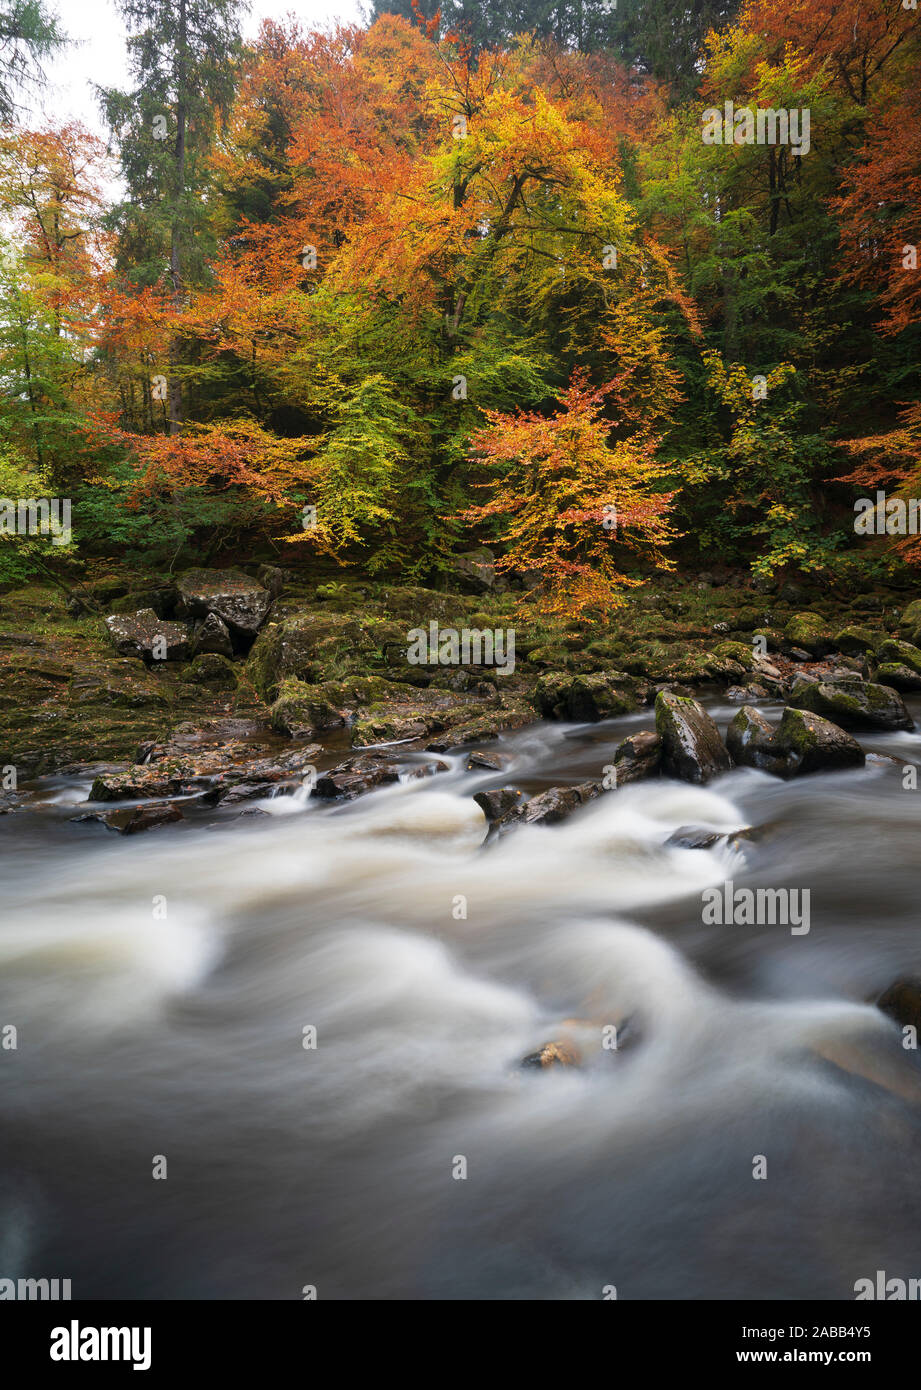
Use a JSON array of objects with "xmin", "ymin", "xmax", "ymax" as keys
[
  {"xmin": 789, "ymin": 675, "xmax": 913, "ymax": 731},
  {"xmin": 877, "ymin": 638, "xmax": 921, "ymax": 675},
  {"xmin": 876, "ymin": 662, "xmax": 921, "ymax": 692},
  {"xmin": 783, "ymin": 612, "xmax": 834, "ymax": 656},
  {"xmin": 181, "ymin": 653, "xmax": 238, "ymax": 690},
  {"xmin": 712, "ymin": 640, "xmax": 755, "ymax": 671},
  {"xmin": 269, "ymin": 674, "xmax": 397, "ymax": 737},
  {"xmin": 834, "ymin": 625, "xmax": 879, "ymax": 655},
  {"xmin": 247, "ymin": 613, "xmax": 375, "ymax": 700}
]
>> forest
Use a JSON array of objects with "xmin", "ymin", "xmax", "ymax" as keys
[{"xmin": 1, "ymin": 0, "xmax": 919, "ymax": 612}]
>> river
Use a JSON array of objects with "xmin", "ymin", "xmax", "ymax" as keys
[{"xmin": 3, "ymin": 694, "xmax": 921, "ymax": 1299}]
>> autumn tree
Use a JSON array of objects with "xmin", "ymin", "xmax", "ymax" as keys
[{"xmin": 460, "ymin": 371, "xmax": 677, "ymax": 615}]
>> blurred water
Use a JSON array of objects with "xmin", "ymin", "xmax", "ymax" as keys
[{"xmin": 3, "ymin": 698, "xmax": 921, "ymax": 1299}]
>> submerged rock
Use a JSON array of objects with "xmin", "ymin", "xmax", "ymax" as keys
[
  {"xmin": 75, "ymin": 804, "xmax": 185, "ymax": 834},
  {"xmin": 520, "ymin": 1040, "xmax": 582, "ymax": 1070},
  {"xmin": 654, "ymin": 690, "xmax": 730, "ymax": 784}
]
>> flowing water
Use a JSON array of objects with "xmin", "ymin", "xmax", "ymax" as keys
[{"xmin": 3, "ymin": 695, "xmax": 921, "ymax": 1300}]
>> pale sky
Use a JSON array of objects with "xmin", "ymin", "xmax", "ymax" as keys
[{"xmin": 29, "ymin": 0, "xmax": 367, "ymax": 139}]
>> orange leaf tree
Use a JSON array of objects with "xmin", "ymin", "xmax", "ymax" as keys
[{"xmin": 460, "ymin": 370, "xmax": 677, "ymax": 618}]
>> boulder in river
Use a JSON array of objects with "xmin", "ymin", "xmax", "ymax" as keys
[
  {"xmin": 104, "ymin": 609, "xmax": 190, "ymax": 663},
  {"xmin": 492, "ymin": 781, "xmax": 602, "ymax": 831},
  {"xmin": 176, "ymin": 568, "xmax": 273, "ymax": 644},
  {"xmin": 473, "ymin": 786, "xmax": 523, "ymax": 821},
  {"xmin": 612, "ymin": 730, "xmax": 662, "ymax": 785},
  {"xmin": 788, "ymin": 674, "xmax": 913, "ymax": 731},
  {"xmin": 654, "ymin": 690, "xmax": 731, "ymax": 784},
  {"xmin": 726, "ymin": 705, "xmax": 789, "ymax": 775},
  {"xmin": 313, "ymin": 756, "xmax": 403, "ymax": 800},
  {"xmin": 775, "ymin": 707, "xmax": 865, "ymax": 776}
]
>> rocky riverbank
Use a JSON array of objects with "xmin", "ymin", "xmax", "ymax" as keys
[{"xmin": 2, "ymin": 562, "xmax": 921, "ymax": 827}]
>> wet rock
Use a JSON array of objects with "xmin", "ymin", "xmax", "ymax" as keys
[
  {"xmin": 784, "ymin": 612, "xmax": 834, "ymax": 656},
  {"xmin": 269, "ymin": 675, "xmax": 395, "ymax": 737},
  {"xmin": 496, "ymin": 781, "xmax": 602, "ymax": 830},
  {"xmin": 466, "ymin": 750, "xmax": 513, "ymax": 770},
  {"xmin": 877, "ymin": 977, "xmax": 921, "ymax": 1034},
  {"xmin": 422, "ymin": 704, "xmax": 534, "ymax": 751},
  {"xmin": 75, "ymin": 804, "xmax": 185, "ymax": 834},
  {"xmin": 726, "ymin": 683, "xmax": 770, "ymax": 702},
  {"xmin": 726, "ymin": 706, "xmax": 788, "ymax": 774},
  {"xmin": 313, "ymin": 756, "xmax": 402, "ymax": 800},
  {"xmin": 654, "ymin": 690, "xmax": 731, "ymax": 784},
  {"xmin": 789, "ymin": 647, "xmax": 812, "ymax": 662},
  {"xmin": 776, "ymin": 707, "xmax": 865, "ymax": 776},
  {"xmin": 789, "ymin": 674, "xmax": 914, "ymax": 731},
  {"xmin": 89, "ymin": 745, "xmax": 321, "ymax": 804},
  {"xmin": 876, "ymin": 662, "xmax": 921, "ymax": 693},
  {"xmin": 176, "ymin": 568, "xmax": 273, "ymax": 643},
  {"xmin": 612, "ymin": 730, "xmax": 661, "ymax": 785},
  {"xmin": 520, "ymin": 1040, "xmax": 582, "ymax": 1070},
  {"xmin": 181, "ymin": 652, "xmax": 237, "ymax": 689},
  {"xmin": 666, "ymin": 824, "xmax": 756, "ymax": 851},
  {"xmin": 104, "ymin": 608, "xmax": 190, "ymax": 663},
  {"xmin": 191, "ymin": 612, "xmax": 233, "ymax": 658},
  {"xmin": 473, "ymin": 787, "xmax": 523, "ymax": 821}
]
